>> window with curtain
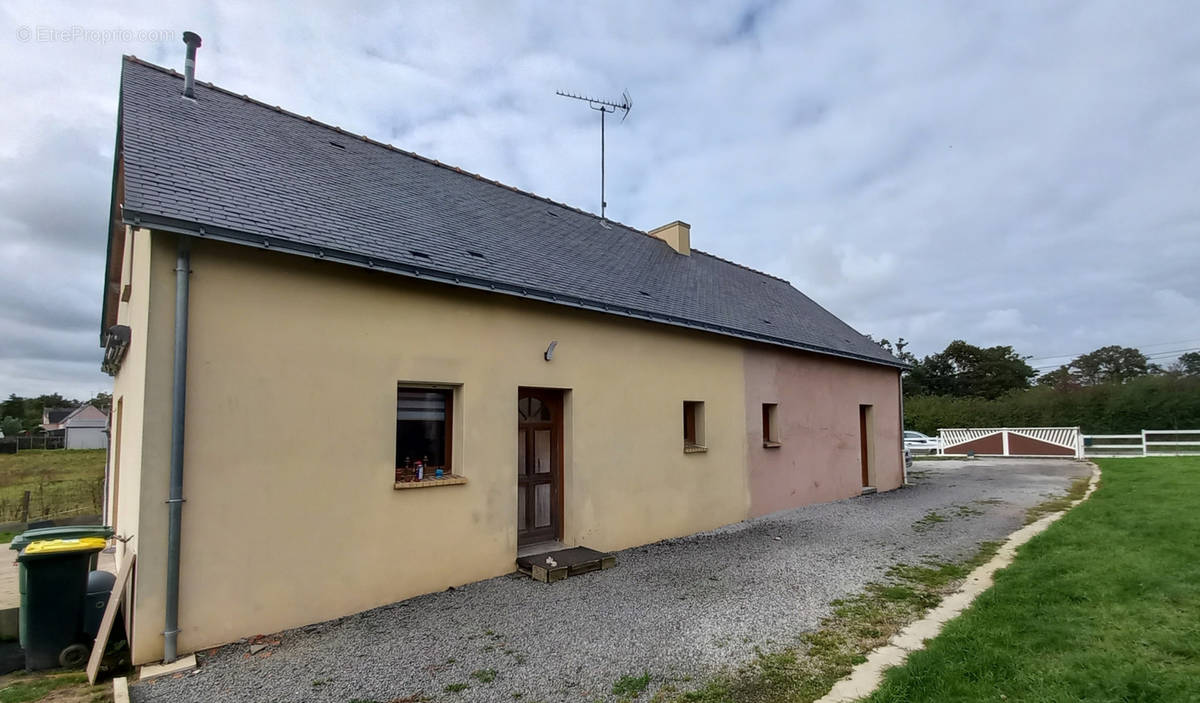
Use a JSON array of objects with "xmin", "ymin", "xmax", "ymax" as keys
[{"xmin": 396, "ymin": 386, "xmax": 452, "ymax": 481}]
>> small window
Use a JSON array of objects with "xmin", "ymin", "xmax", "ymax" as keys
[
  {"xmin": 683, "ymin": 401, "xmax": 706, "ymax": 452},
  {"xmin": 396, "ymin": 386, "xmax": 453, "ymax": 481},
  {"xmin": 762, "ymin": 403, "xmax": 780, "ymax": 447}
]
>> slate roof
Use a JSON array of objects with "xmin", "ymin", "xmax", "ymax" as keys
[
  {"xmin": 114, "ymin": 57, "xmax": 901, "ymax": 368},
  {"xmin": 43, "ymin": 408, "xmax": 73, "ymax": 425}
]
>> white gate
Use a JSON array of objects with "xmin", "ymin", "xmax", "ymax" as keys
[{"xmin": 938, "ymin": 427, "xmax": 1083, "ymax": 458}]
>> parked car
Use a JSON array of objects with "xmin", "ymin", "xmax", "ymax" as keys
[{"xmin": 904, "ymin": 430, "xmax": 939, "ymax": 455}]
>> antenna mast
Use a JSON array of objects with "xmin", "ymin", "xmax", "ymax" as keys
[{"xmin": 556, "ymin": 89, "xmax": 632, "ymax": 220}]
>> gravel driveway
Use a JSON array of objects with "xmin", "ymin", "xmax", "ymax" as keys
[{"xmin": 131, "ymin": 459, "xmax": 1088, "ymax": 703}]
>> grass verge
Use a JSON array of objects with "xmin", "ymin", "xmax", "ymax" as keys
[
  {"xmin": 866, "ymin": 457, "xmax": 1200, "ymax": 702},
  {"xmin": 0, "ymin": 670, "xmax": 110, "ymax": 703}
]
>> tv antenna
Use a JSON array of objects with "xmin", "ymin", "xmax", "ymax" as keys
[{"xmin": 556, "ymin": 89, "xmax": 632, "ymax": 220}]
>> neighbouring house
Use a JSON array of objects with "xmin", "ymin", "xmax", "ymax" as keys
[
  {"xmin": 40, "ymin": 407, "xmax": 74, "ymax": 430},
  {"xmin": 100, "ymin": 40, "xmax": 905, "ymax": 667},
  {"xmin": 41, "ymin": 404, "xmax": 109, "ymax": 450}
]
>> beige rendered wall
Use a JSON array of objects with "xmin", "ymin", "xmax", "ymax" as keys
[
  {"xmin": 105, "ymin": 226, "xmax": 160, "ymax": 563},
  {"xmin": 128, "ymin": 233, "xmax": 750, "ymax": 663},
  {"xmin": 106, "ymin": 226, "xmax": 180, "ymax": 663},
  {"xmin": 743, "ymin": 346, "xmax": 903, "ymax": 517},
  {"xmin": 108, "ymin": 229, "xmax": 184, "ymax": 665}
]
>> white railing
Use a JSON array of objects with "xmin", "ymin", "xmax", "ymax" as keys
[
  {"xmin": 937, "ymin": 427, "xmax": 1083, "ymax": 458},
  {"xmin": 1083, "ymin": 429, "xmax": 1200, "ymax": 457}
]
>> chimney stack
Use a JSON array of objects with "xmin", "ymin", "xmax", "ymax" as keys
[
  {"xmin": 182, "ymin": 31, "xmax": 202, "ymax": 98},
  {"xmin": 648, "ymin": 221, "xmax": 691, "ymax": 256}
]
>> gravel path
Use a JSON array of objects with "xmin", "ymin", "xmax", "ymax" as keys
[{"xmin": 131, "ymin": 459, "xmax": 1088, "ymax": 703}]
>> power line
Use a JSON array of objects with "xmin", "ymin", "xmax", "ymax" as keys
[
  {"xmin": 1026, "ymin": 338, "xmax": 1200, "ymax": 362},
  {"xmin": 1030, "ymin": 346, "xmax": 1200, "ymax": 371}
]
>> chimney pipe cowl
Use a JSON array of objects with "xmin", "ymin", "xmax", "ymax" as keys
[{"xmin": 182, "ymin": 31, "xmax": 202, "ymax": 99}]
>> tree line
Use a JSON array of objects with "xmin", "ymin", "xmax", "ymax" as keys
[
  {"xmin": 0, "ymin": 392, "xmax": 113, "ymax": 437},
  {"xmin": 876, "ymin": 339, "xmax": 1200, "ymax": 434}
]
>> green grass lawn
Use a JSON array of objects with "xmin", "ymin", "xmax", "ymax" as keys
[
  {"xmin": 0, "ymin": 670, "xmax": 111, "ymax": 703},
  {"xmin": 867, "ymin": 456, "xmax": 1200, "ymax": 702},
  {"xmin": 0, "ymin": 449, "xmax": 106, "ymax": 525}
]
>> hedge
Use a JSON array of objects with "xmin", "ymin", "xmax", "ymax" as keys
[{"xmin": 904, "ymin": 374, "xmax": 1200, "ymax": 435}]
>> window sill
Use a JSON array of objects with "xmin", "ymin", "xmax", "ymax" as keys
[
  {"xmin": 763, "ymin": 441, "xmax": 782, "ymax": 449},
  {"xmin": 394, "ymin": 474, "xmax": 468, "ymax": 490},
  {"xmin": 683, "ymin": 444, "xmax": 708, "ymax": 454}
]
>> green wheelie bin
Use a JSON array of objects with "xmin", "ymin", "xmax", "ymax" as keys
[
  {"xmin": 9, "ymin": 525, "xmax": 113, "ymax": 571},
  {"xmin": 17, "ymin": 537, "xmax": 108, "ymax": 670}
]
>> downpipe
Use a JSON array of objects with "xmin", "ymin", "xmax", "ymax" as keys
[{"xmin": 163, "ymin": 240, "xmax": 190, "ymax": 663}]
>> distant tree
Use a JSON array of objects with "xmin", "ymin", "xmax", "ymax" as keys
[
  {"xmin": 0, "ymin": 394, "xmax": 24, "ymax": 421},
  {"xmin": 0, "ymin": 416, "xmax": 22, "ymax": 437},
  {"xmin": 1037, "ymin": 366, "xmax": 1080, "ymax": 391},
  {"xmin": 905, "ymin": 340, "xmax": 1036, "ymax": 399},
  {"xmin": 1066, "ymin": 345, "xmax": 1154, "ymax": 386},
  {"xmin": 1171, "ymin": 351, "xmax": 1200, "ymax": 376},
  {"xmin": 88, "ymin": 392, "xmax": 113, "ymax": 411},
  {"xmin": 876, "ymin": 337, "xmax": 918, "ymax": 365}
]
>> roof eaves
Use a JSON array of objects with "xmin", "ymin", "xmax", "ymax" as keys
[
  {"xmin": 123, "ymin": 208, "xmax": 907, "ymax": 370},
  {"xmin": 100, "ymin": 62, "xmax": 129, "ymax": 345}
]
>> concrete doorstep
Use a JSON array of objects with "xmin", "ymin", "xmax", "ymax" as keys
[{"xmin": 816, "ymin": 462, "xmax": 1102, "ymax": 703}]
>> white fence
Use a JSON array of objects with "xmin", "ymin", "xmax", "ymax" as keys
[
  {"xmin": 1082, "ymin": 430, "xmax": 1200, "ymax": 458},
  {"xmin": 937, "ymin": 427, "xmax": 1083, "ymax": 458}
]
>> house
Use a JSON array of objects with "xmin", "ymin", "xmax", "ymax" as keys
[
  {"xmin": 40, "ymin": 407, "xmax": 75, "ymax": 430},
  {"xmin": 41, "ymin": 404, "xmax": 109, "ymax": 450},
  {"xmin": 99, "ymin": 39, "xmax": 904, "ymax": 667}
]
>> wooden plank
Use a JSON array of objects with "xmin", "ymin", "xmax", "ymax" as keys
[
  {"xmin": 87, "ymin": 552, "xmax": 135, "ymax": 685},
  {"xmin": 112, "ymin": 676, "xmax": 130, "ymax": 703}
]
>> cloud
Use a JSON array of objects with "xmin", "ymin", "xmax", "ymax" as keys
[{"xmin": 0, "ymin": 0, "xmax": 1198, "ymax": 400}]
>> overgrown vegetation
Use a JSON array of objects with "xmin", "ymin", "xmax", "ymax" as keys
[
  {"xmin": 870, "ymin": 338, "xmax": 1200, "ymax": 434},
  {"xmin": 904, "ymin": 373, "xmax": 1200, "ymax": 435},
  {"xmin": 911, "ymin": 511, "xmax": 947, "ymax": 532},
  {"xmin": 0, "ymin": 450, "xmax": 106, "ymax": 522},
  {"xmin": 866, "ymin": 457, "xmax": 1200, "ymax": 701},
  {"xmin": 658, "ymin": 542, "xmax": 1003, "ymax": 703},
  {"xmin": 613, "ymin": 671, "xmax": 651, "ymax": 698},
  {"xmin": 1024, "ymin": 473, "xmax": 1091, "ymax": 524}
]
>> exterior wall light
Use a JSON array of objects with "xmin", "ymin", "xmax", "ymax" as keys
[{"xmin": 544, "ymin": 340, "xmax": 558, "ymax": 361}]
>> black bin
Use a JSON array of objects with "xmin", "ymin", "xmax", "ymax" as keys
[{"xmin": 17, "ymin": 538, "xmax": 108, "ymax": 670}]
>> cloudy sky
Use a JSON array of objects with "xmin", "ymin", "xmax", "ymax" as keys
[{"xmin": 2, "ymin": 1, "xmax": 1199, "ymax": 399}]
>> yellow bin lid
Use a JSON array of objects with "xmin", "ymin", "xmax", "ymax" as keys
[{"xmin": 23, "ymin": 537, "xmax": 108, "ymax": 555}]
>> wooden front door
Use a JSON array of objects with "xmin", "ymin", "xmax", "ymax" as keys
[{"xmin": 518, "ymin": 388, "xmax": 562, "ymax": 546}]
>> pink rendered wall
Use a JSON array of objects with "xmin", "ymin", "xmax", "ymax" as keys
[{"xmin": 744, "ymin": 345, "xmax": 903, "ymax": 518}]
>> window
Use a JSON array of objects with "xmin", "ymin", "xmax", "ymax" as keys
[
  {"xmin": 683, "ymin": 401, "xmax": 706, "ymax": 452},
  {"xmin": 396, "ymin": 386, "xmax": 453, "ymax": 481},
  {"xmin": 762, "ymin": 403, "xmax": 780, "ymax": 447}
]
